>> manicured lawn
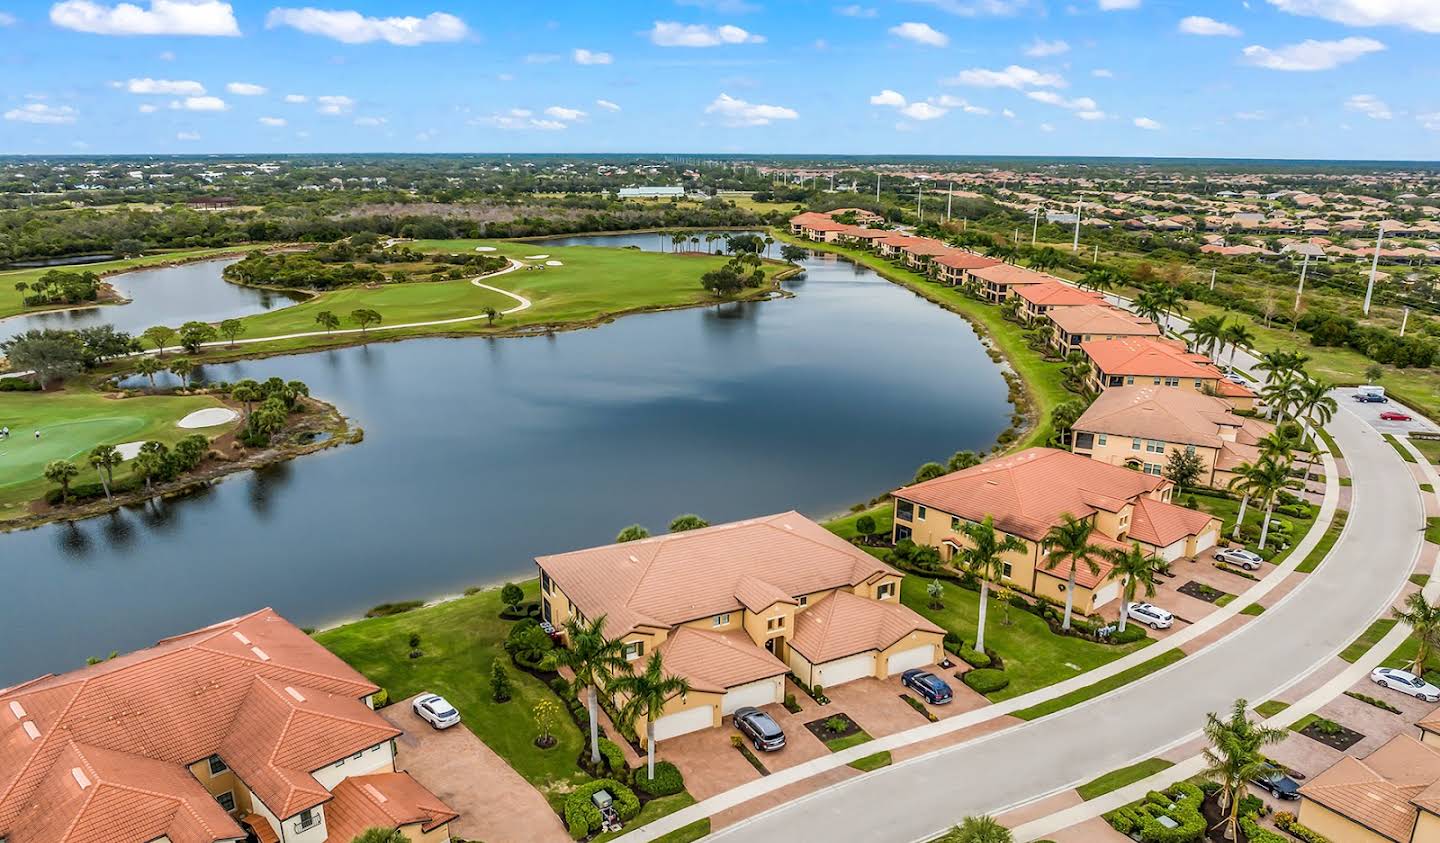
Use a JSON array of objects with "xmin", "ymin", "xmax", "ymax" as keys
[
  {"xmin": 1011, "ymin": 649, "xmax": 1187, "ymax": 721},
  {"xmin": 314, "ymin": 581, "xmax": 590, "ymax": 803},
  {"xmin": 649, "ymin": 818, "xmax": 711, "ymax": 843},
  {"xmin": 594, "ymin": 793, "xmax": 697, "ymax": 843},
  {"xmin": 1317, "ymin": 427, "xmax": 1342, "ymax": 459},
  {"xmin": 1339, "ymin": 618, "xmax": 1397, "ymax": 663},
  {"xmin": 1412, "ymin": 438, "xmax": 1440, "ymax": 464},
  {"xmin": 849, "ymin": 751, "xmax": 892, "ymax": 772},
  {"xmin": 230, "ymin": 276, "xmax": 517, "ymax": 336},
  {"xmin": 1192, "ymin": 490, "xmax": 1319, "ymax": 567},
  {"xmin": 1413, "ymin": 574, "xmax": 1431, "ymax": 588},
  {"xmin": 1255, "ymin": 700, "xmax": 1290, "ymax": 718},
  {"xmin": 825, "ymin": 730, "xmax": 874, "ymax": 752},
  {"xmin": 1428, "ymin": 517, "xmax": 1440, "ymax": 546},
  {"xmin": 774, "ymin": 231, "xmax": 1069, "ymax": 451},
  {"xmin": 826, "ymin": 504, "xmax": 893, "ymax": 542},
  {"xmin": 1296, "ymin": 510, "xmax": 1347, "ymax": 574},
  {"xmin": 0, "ymin": 387, "xmax": 226, "ymax": 521},
  {"xmin": 1384, "ymin": 434, "xmax": 1417, "ymax": 463},
  {"xmin": 1240, "ymin": 603, "xmax": 1266, "ymax": 616},
  {"xmin": 1383, "ymin": 631, "xmax": 1440, "ymax": 676},
  {"xmin": 1076, "ymin": 758, "xmax": 1175, "ymax": 800},
  {"xmin": 899, "ymin": 577, "xmax": 1153, "ymax": 701}
]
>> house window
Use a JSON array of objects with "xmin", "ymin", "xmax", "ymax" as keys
[
  {"xmin": 1144, "ymin": 463, "xmax": 1163, "ymax": 476},
  {"xmin": 1001, "ymin": 562, "xmax": 1013, "ymax": 579},
  {"xmin": 1164, "ymin": 377, "xmax": 1180, "ymax": 387},
  {"xmin": 216, "ymin": 791, "xmax": 236, "ymax": 812},
  {"xmin": 1073, "ymin": 432, "xmax": 1095, "ymax": 450},
  {"xmin": 767, "ymin": 616, "xmax": 786, "ymax": 631},
  {"xmin": 1152, "ymin": 377, "xmax": 1162, "ymax": 385},
  {"xmin": 1186, "ymin": 444, "xmax": 1196, "ymax": 455},
  {"xmin": 352, "ymin": 751, "xmax": 363, "ymax": 760},
  {"xmin": 541, "ymin": 570, "xmax": 552, "ymax": 594},
  {"xmin": 917, "ymin": 505, "xmax": 927, "ymax": 521},
  {"xmin": 296, "ymin": 808, "xmax": 319, "ymax": 831},
  {"xmin": 796, "ymin": 596, "xmax": 808, "ymax": 607},
  {"xmin": 713, "ymin": 613, "xmax": 730, "ymax": 627},
  {"xmin": 951, "ymin": 516, "xmax": 962, "ymax": 530},
  {"xmin": 896, "ymin": 500, "xmax": 914, "ymax": 521},
  {"xmin": 1097, "ymin": 433, "xmax": 1107, "ymax": 446},
  {"xmin": 876, "ymin": 582, "xmax": 896, "ymax": 600},
  {"xmin": 1125, "ymin": 376, "xmax": 1135, "ymax": 385},
  {"xmin": 1146, "ymin": 440, "xmax": 1165, "ymax": 454},
  {"xmin": 623, "ymin": 641, "xmax": 644, "ymax": 660},
  {"xmin": 207, "ymin": 755, "xmax": 227, "ymax": 776},
  {"xmin": 1131, "ymin": 437, "xmax": 1142, "ymax": 451},
  {"xmin": 1194, "ymin": 380, "xmax": 1204, "ymax": 389}
]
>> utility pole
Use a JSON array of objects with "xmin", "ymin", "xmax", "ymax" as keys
[
  {"xmin": 1363, "ymin": 223, "xmax": 1385, "ymax": 316},
  {"xmin": 1031, "ymin": 207, "xmax": 1040, "ymax": 245},
  {"xmin": 876, "ymin": 173, "xmax": 881, "ymax": 202},
  {"xmin": 917, "ymin": 183, "xmax": 923, "ymax": 223},
  {"xmin": 946, "ymin": 181, "xmax": 953, "ymax": 222},
  {"xmin": 1093, "ymin": 243, "xmax": 1099, "ymax": 263},
  {"xmin": 1294, "ymin": 253, "xmax": 1309, "ymax": 312},
  {"xmin": 1071, "ymin": 200, "xmax": 1082, "ymax": 252},
  {"xmin": 1401, "ymin": 307, "xmax": 1411, "ymax": 337},
  {"xmin": 1209, "ymin": 267, "xmax": 1216, "ymax": 291}
]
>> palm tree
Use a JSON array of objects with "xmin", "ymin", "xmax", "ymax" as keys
[
  {"xmin": 1149, "ymin": 283, "xmax": 1186, "ymax": 329},
  {"xmin": 552, "ymin": 615, "xmax": 631, "ymax": 765},
  {"xmin": 763, "ymin": 235, "xmax": 774, "ymax": 258},
  {"xmin": 1133, "ymin": 290, "xmax": 1164, "ymax": 325},
  {"xmin": 1219, "ymin": 323, "xmax": 1254, "ymax": 374},
  {"xmin": 691, "ymin": 236, "xmax": 701, "ymax": 253},
  {"xmin": 1041, "ymin": 513, "xmax": 1108, "ymax": 631},
  {"xmin": 1105, "ymin": 542, "xmax": 1161, "ymax": 632},
  {"xmin": 232, "ymin": 380, "xmax": 261, "ymax": 420},
  {"xmin": 134, "ymin": 441, "xmax": 168, "ymax": 494},
  {"xmin": 610, "ymin": 651, "xmax": 691, "ymax": 781},
  {"xmin": 1293, "ymin": 378, "xmax": 1337, "ymax": 443},
  {"xmin": 1028, "ymin": 246, "xmax": 1063, "ymax": 271},
  {"xmin": 949, "ymin": 815, "xmax": 1013, "ymax": 843},
  {"xmin": 351, "ymin": 829, "xmax": 408, "ymax": 843},
  {"xmin": 671, "ymin": 233, "xmax": 687, "ymax": 253},
  {"xmin": 1183, "ymin": 314, "xmax": 1226, "ymax": 361},
  {"xmin": 1061, "ymin": 350, "xmax": 1092, "ymax": 393},
  {"xmin": 1255, "ymin": 349, "xmax": 1309, "ymax": 383},
  {"xmin": 44, "ymin": 459, "xmax": 79, "ymax": 505},
  {"xmin": 1200, "ymin": 699, "xmax": 1286, "ymax": 841},
  {"xmin": 1079, "ymin": 267, "xmax": 1119, "ymax": 305},
  {"xmin": 88, "ymin": 444, "xmax": 122, "ymax": 501},
  {"xmin": 1226, "ymin": 459, "xmax": 1264, "ymax": 541},
  {"xmin": 705, "ymin": 233, "xmax": 718, "ymax": 254},
  {"xmin": 167, "ymin": 358, "xmax": 195, "ymax": 388},
  {"xmin": 955, "ymin": 515, "xmax": 1027, "ymax": 651},
  {"xmin": 1393, "ymin": 592, "xmax": 1440, "ymax": 679},
  {"xmin": 135, "ymin": 357, "xmax": 162, "ymax": 388},
  {"xmin": 1246, "ymin": 455, "xmax": 1298, "ymax": 549}
]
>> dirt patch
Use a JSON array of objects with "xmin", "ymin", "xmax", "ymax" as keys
[
  {"xmin": 803, "ymin": 713, "xmax": 862, "ymax": 744},
  {"xmin": 1178, "ymin": 580, "xmax": 1229, "ymax": 604},
  {"xmin": 1298, "ymin": 718, "xmax": 1364, "ymax": 752}
]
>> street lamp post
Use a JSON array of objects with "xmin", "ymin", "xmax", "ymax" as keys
[
  {"xmin": 1294, "ymin": 253, "xmax": 1309, "ymax": 312},
  {"xmin": 1363, "ymin": 223, "xmax": 1385, "ymax": 316},
  {"xmin": 1071, "ymin": 200, "xmax": 1082, "ymax": 252}
]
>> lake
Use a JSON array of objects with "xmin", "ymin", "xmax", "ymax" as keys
[
  {"xmin": 0, "ymin": 236, "xmax": 1013, "ymax": 683},
  {"xmin": 0, "ymin": 258, "xmax": 305, "ymax": 344}
]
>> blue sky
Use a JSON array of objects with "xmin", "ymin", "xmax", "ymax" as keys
[{"xmin": 1, "ymin": 0, "xmax": 1438, "ymax": 159}]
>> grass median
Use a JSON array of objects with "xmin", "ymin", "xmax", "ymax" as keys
[
  {"xmin": 1012, "ymin": 649, "xmax": 1187, "ymax": 721},
  {"xmin": 1076, "ymin": 758, "xmax": 1175, "ymax": 801}
]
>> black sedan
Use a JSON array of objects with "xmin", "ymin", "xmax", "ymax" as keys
[
  {"xmin": 901, "ymin": 669, "xmax": 954, "ymax": 705},
  {"xmin": 1251, "ymin": 768, "xmax": 1300, "ymax": 800},
  {"xmin": 734, "ymin": 706, "xmax": 786, "ymax": 752}
]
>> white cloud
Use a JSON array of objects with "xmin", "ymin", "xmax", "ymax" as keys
[
  {"xmin": 1267, "ymin": 0, "xmax": 1440, "ymax": 34},
  {"xmin": 1345, "ymin": 93, "xmax": 1393, "ymax": 119},
  {"xmin": 176, "ymin": 130, "xmax": 200, "ymax": 140},
  {"xmin": 834, "ymin": 4, "xmax": 876, "ymax": 16},
  {"xmin": 573, "ymin": 47, "xmax": 612, "ymax": 64},
  {"xmin": 259, "ymin": 116, "xmax": 286, "ymax": 126},
  {"xmin": 908, "ymin": 0, "xmax": 1033, "ymax": 15},
  {"xmin": 1241, "ymin": 37, "xmax": 1384, "ymax": 71},
  {"xmin": 648, "ymin": 21, "xmax": 764, "ymax": 46},
  {"xmin": 1077, "ymin": 110, "xmax": 1106, "ymax": 120},
  {"xmin": 1027, "ymin": 90, "xmax": 1103, "ymax": 116},
  {"xmin": 171, "ymin": 95, "xmax": 226, "ymax": 110},
  {"xmin": 704, "ymin": 92, "xmax": 797, "ymax": 126},
  {"xmin": 50, "ymin": 0, "xmax": 238, "ymax": 35},
  {"xmin": 544, "ymin": 105, "xmax": 586, "ymax": 121},
  {"xmin": 595, "ymin": 99, "xmax": 621, "ymax": 111},
  {"xmin": 157, "ymin": 49, "xmax": 174, "ymax": 59},
  {"xmin": 1091, "ymin": 68, "xmax": 1114, "ymax": 78},
  {"xmin": 265, "ymin": 8, "xmax": 468, "ymax": 45},
  {"xmin": 1001, "ymin": 108, "xmax": 1015, "ymax": 118},
  {"xmin": 1179, "ymin": 15, "xmax": 1241, "ymax": 36},
  {"xmin": 226, "ymin": 81, "xmax": 266, "ymax": 95},
  {"xmin": 4, "ymin": 103, "xmax": 77, "ymax": 123},
  {"xmin": 0, "ymin": 11, "xmax": 15, "ymax": 25},
  {"xmin": 932, "ymin": 94, "xmax": 989, "ymax": 113},
  {"xmin": 137, "ymin": 103, "xmax": 158, "ymax": 112},
  {"xmin": 869, "ymin": 89, "xmax": 907, "ymax": 106},
  {"xmin": 122, "ymin": 77, "xmax": 204, "ymax": 94},
  {"xmin": 900, "ymin": 101, "xmax": 947, "ymax": 120},
  {"xmin": 476, "ymin": 108, "xmax": 569, "ymax": 130},
  {"xmin": 353, "ymin": 115, "xmax": 386, "ymax": 126},
  {"xmin": 1133, "ymin": 116, "xmax": 1162, "ymax": 129},
  {"xmin": 1098, "ymin": 0, "xmax": 1139, "ymax": 8},
  {"xmin": 1419, "ymin": 112, "xmax": 1440, "ymax": 131},
  {"xmin": 1024, "ymin": 38, "xmax": 1068, "ymax": 56},
  {"xmin": 946, "ymin": 64, "xmax": 1065, "ymax": 88},
  {"xmin": 889, "ymin": 21, "xmax": 948, "ymax": 46},
  {"xmin": 284, "ymin": 93, "xmax": 308, "ymax": 103},
  {"xmin": 316, "ymin": 94, "xmax": 354, "ymax": 114}
]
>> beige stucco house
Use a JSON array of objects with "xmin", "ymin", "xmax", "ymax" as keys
[
  {"xmin": 1299, "ymin": 732, "xmax": 1440, "ymax": 842},
  {"xmin": 1083, "ymin": 336, "xmax": 1258, "ymax": 411},
  {"xmin": 1047, "ymin": 304, "xmax": 1162, "ymax": 354},
  {"xmin": 536, "ymin": 512, "xmax": 944, "ymax": 744}
]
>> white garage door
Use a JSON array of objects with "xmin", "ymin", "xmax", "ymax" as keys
[
  {"xmin": 886, "ymin": 644, "xmax": 934, "ymax": 676},
  {"xmin": 651, "ymin": 705, "xmax": 714, "ymax": 741},
  {"xmin": 1159, "ymin": 539, "xmax": 1188, "ymax": 562},
  {"xmin": 1093, "ymin": 581, "xmax": 1120, "ymax": 609},
  {"xmin": 816, "ymin": 652, "xmax": 876, "ymax": 688},
  {"xmin": 722, "ymin": 677, "xmax": 782, "ymax": 715},
  {"xmin": 1194, "ymin": 528, "xmax": 1219, "ymax": 554}
]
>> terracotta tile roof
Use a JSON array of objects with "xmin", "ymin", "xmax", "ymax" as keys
[
  {"xmin": 734, "ymin": 576, "xmax": 798, "ymax": 613},
  {"xmin": 968, "ymin": 263, "xmax": 1055, "ymax": 287},
  {"xmin": 1038, "ymin": 550, "xmax": 1117, "ymax": 589},
  {"xmin": 1300, "ymin": 734, "xmax": 1440, "ymax": 842},
  {"xmin": 933, "ymin": 252, "xmax": 1001, "ymax": 271},
  {"xmin": 1073, "ymin": 386, "xmax": 1271, "ymax": 449},
  {"xmin": 0, "ymin": 608, "xmax": 395, "ymax": 836},
  {"xmin": 537, "ymin": 512, "xmax": 900, "ymax": 636},
  {"xmin": 898, "ymin": 239, "xmax": 956, "ymax": 257},
  {"xmin": 325, "ymin": 772, "xmax": 459, "ymax": 843},
  {"xmin": 1128, "ymin": 498, "xmax": 1218, "ymax": 548},
  {"xmin": 657, "ymin": 627, "xmax": 788, "ymax": 693},
  {"xmin": 789, "ymin": 591, "xmax": 942, "ymax": 664},
  {"xmin": 1047, "ymin": 304, "xmax": 1161, "ymax": 337},
  {"xmin": 1083, "ymin": 336, "xmax": 1229, "ymax": 379},
  {"xmin": 895, "ymin": 448, "xmax": 1166, "ymax": 542},
  {"xmin": 1014, "ymin": 282, "xmax": 1105, "ymax": 307},
  {"xmin": 7, "ymin": 742, "xmax": 244, "ymax": 843}
]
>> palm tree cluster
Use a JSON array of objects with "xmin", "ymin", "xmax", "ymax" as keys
[
  {"xmin": 1201, "ymin": 699, "xmax": 1287, "ymax": 841},
  {"xmin": 1133, "ymin": 282, "xmax": 1186, "ymax": 330}
]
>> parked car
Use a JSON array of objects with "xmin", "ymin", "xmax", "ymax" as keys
[
  {"xmin": 1215, "ymin": 547, "xmax": 1265, "ymax": 571},
  {"xmin": 1126, "ymin": 602, "xmax": 1174, "ymax": 630},
  {"xmin": 413, "ymin": 693, "xmax": 461, "ymax": 729},
  {"xmin": 901, "ymin": 669, "xmax": 954, "ymax": 704},
  {"xmin": 1354, "ymin": 392, "xmax": 1388, "ymax": 403},
  {"xmin": 1226, "ymin": 372, "xmax": 1247, "ymax": 384},
  {"xmin": 1250, "ymin": 767, "xmax": 1301, "ymax": 800},
  {"xmin": 734, "ymin": 706, "xmax": 786, "ymax": 752},
  {"xmin": 1370, "ymin": 667, "xmax": 1440, "ymax": 702},
  {"xmin": 1380, "ymin": 410, "xmax": 1413, "ymax": 421}
]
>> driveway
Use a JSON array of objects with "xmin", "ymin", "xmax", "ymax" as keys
[{"xmin": 381, "ymin": 697, "xmax": 570, "ymax": 843}]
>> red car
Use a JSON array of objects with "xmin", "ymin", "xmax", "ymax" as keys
[{"xmin": 1380, "ymin": 411, "xmax": 1412, "ymax": 421}]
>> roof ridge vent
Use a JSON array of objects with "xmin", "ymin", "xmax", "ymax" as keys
[
  {"xmin": 232, "ymin": 631, "xmax": 251, "ymax": 645},
  {"xmin": 364, "ymin": 782, "xmax": 388, "ymax": 803},
  {"xmin": 628, "ymin": 554, "xmax": 639, "ymax": 563},
  {"xmin": 8, "ymin": 701, "xmax": 25, "ymax": 720},
  {"xmin": 250, "ymin": 646, "xmax": 270, "ymax": 662},
  {"xmin": 71, "ymin": 767, "xmax": 91, "ymax": 790},
  {"xmin": 284, "ymin": 686, "xmax": 306, "ymax": 702},
  {"xmin": 23, "ymin": 721, "xmax": 40, "ymax": 741}
]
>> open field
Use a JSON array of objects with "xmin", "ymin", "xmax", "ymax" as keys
[{"xmin": 0, "ymin": 388, "xmax": 225, "ymax": 520}]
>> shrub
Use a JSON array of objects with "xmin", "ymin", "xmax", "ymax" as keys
[
  {"xmin": 962, "ymin": 669, "xmax": 1009, "ymax": 694},
  {"xmin": 0, "ymin": 378, "xmax": 41, "ymax": 391},
  {"xmin": 824, "ymin": 716, "xmax": 850, "ymax": 734},
  {"xmin": 632, "ymin": 761, "xmax": 684, "ymax": 796},
  {"xmin": 408, "ymin": 632, "xmax": 421, "ymax": 649},
  {"xmin": 1273, "ymin": 813, "xmax": 1331, "ymax": 843},
  {"xmin": 366, "ymin": 600, "xmax": 422, "ymax": 618},
  {"xmin": 959, "ymin": 648, "xmax": 992, "ymax": 668},
  {"xmin": 500, "ymin": 582, "xmax": 524, "ymax": 610},
  {"xmin": 408, "ymin": 649, "xmax": 423, "ymax": 659},
  {"xmin": 563, "ymin": 779, "xmax": 639, "ymax": 840},
  {"xmin": 597, "ymin": 738, "xmax": 628, "ymax": 778},
  {"xmin": 1111, "ymin": 625, "xmax": 1148, "ymax": 644},
  {"xmin": 550, "ymin": 676, "xmax": 572, "ymax": 697},
  {"xmin": 491, "ymin": 662, "xmax": 512, "ymax": 702},
  {"xmin": 370, "ymin": 689, "xmax": 389, "ymax": 708},
  {"xmin": 944, "ymin": 631, "xmax": 964, "ymax": 653},
  {"xmin": 537, "ymin": 651, "xmax": 559, "ymax": 672}
]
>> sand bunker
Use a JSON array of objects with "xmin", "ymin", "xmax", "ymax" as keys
[
  {"xmin": 523, "ymin": 254, "xmax": 550, "ymax": 260},
  {"xmin": 545, "ymin": 260, "xmax": 564, "ymax": 266},
  {"xmin": 475, "ymin": 246, "xmax": 498, "ymax": 252},
  {"xmin": 177, "ymin": 408, "xmax": 239, "ymax": 429},
  {"xmin": 116, "ymin": 442, "xmax": 144, "ymax": 460}
]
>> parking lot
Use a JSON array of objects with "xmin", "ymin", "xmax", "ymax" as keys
[{"xmin": 1337, "ymin": 386, "xmax": 1439, "ymax": 435}]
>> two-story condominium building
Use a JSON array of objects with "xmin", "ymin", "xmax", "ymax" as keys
[
  {"xmin": 1071, "ymin": 385, "xmax": 1273, "ymax": 486},
  {"xmin": 969, "ymin": 263, "xmax": 1055, "ymax": 303},
  {"xmin": 897, "ymin": 238, "xmax": 956, "ymax": 272},
  {"xmin": 1298, "ymin": 730, "xmax": 1440, "ymax": 843},
  {"xmin": 1047, "ymin": 304, "xmax": 1162, "ymax": 353},
  {"xmin": 891, "ymin": 449, "xmax": 1221, "ymax": 613},
  {"xmin": 536, "ymin": 512, "xmax": 944, "ymax": 743},
  {"xmin": 931, "ymin": 251, "xmax": 1001, "ymax": 286},
  {"xmin": 877, "ymin": 233, "xmax": 927, "ymax": 260},
  {"xmin": 837, "ymin": 228, "xmax": 891, "ymax": 249},
  {"xmin": 0, "ymin": 608, "xmax": 457, "ymax": 843},
  {"xmin": 1013, "ymin": 281, "xmax": 1106, "ymax": 324},
  {"xmin": 1082, "ymin": 336, "xmax": 1257, "ymax": 410}
]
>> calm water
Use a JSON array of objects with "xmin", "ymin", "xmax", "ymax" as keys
[
  {"xmin": 0, "ymin": 238, "xmax": 1011, "ymax": 683},
  {"xmin": 0, "ymin": 258, "xmax": 305, "ymax": 344}
]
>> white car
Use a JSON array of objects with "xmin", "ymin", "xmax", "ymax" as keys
[
  {"xmin": 413, "ymin": 693, "xmax": 461, "ymax": 729},
  {"xmin": 1215, "ymin": 548, "xmax": 1265, "ymax": 571},
  {"xmin": 1127, "ymin": 602, "xmax": 1174, "ymax": 630},
  {"xmin": 1370, "ymin": 667, "xmax": 1440, "ymax": 702}
]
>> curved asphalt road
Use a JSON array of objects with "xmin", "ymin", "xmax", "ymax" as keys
[{"xmin": 711, "ymin": 401, "xmax": 1422, "ymax": 841}]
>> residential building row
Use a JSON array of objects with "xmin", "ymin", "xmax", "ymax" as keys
[{"xmin": 1297, "ymin": 712, "xmax": 1440, "ymax": 843}]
